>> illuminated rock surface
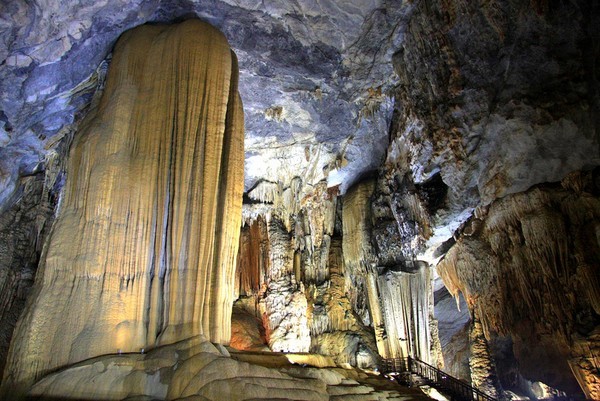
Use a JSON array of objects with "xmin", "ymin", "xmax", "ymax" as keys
[
  {"xmin": 438, "ymin": 171, "xmax": 600, "ymax": 397},
  {"xmin": 0, "ymin": 0, "xmax": 598, "ymax": 399},
  {"xmin": 28, "ymin": 336, "xmax": 433, "ymax": 401},
  {"xmin": 233, "ymin": 204, "xmax": 379, "ymax": 368},
  {"xmin": 434, "ymin": 289, "xmax": 470, "ymax": 382},
  {"xmin": 1, "ymin": 19, "xmax": 244, "ymax": 396}
]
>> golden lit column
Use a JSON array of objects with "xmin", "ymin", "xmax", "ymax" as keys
[{"xmin": 1, "ymin": 19, "xmax": 244, "ymax": 396}]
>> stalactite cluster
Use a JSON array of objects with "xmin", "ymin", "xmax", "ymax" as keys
[
  {"xmin": 235, "ymin": 216, "xmax": 269, "ymax": 299},
  {"xmin": 339, "ymin": 177, "xmax": 441, "ymax": 366},
  {"xmin": 1, "ymin": 20, "xmax": 244, "ymax": 396},
  {"xmin": 437, "ymin": 170, "xmax": 600, "ymax": 397},
  {"xmin": 377, "ymin": 267, "xmax": 432, "ymax": 362},
  {"xmin": 262, "ymin": 217, "xmax": 311, "ymax": 352},
  {"xmin": 307, "ymin": 238, "xmax": 378, "ymax": 368},
  {"xmin": 233, "ymin": 180, "xmax": 381, "ymax": 366},
  {"xmin": 342, "ymin": 179, "xmax": 377, "ymax": 325}
]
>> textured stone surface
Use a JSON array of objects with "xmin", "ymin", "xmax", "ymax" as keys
[
  {"xmin": 27, "ymin": 335, "xmax": 433, "ymax": 401},
  {"xmin": 434, "ymin": 288, "xmax": 470, "ymax": 381},
  {"xmin": 1, "ymin": 20, "xmax": 244, "ymax": 397},
  {"xmin": 308, "ymin": 238, "xmax": 379, "ymax": 369},
  {"xmin": 0, "ymin": 0, "xmax": 598, "ymax": 398},
  {"xmin": 0, "ymin": 174, "xmax": 55, "ymax": 379},
  {"xmin": 377, "ymin": 267, "xmax": 433, "ymax": 363},
  {"xmin": 262, "ymin": 217, "xmax": 311, "ymax": 352},
  {"xmin": 233, "ymin": 209, "xmax": 379, "ymax": 368},
  {"xmin": 340, "ymin": 179, "xmax": 440, "ymax": 367},
  {"xmin": 342, "ymin": 179, "xmax": 377, "ymax": 326},
  {"xmin": 0, "ymin": 0, "xmax": 410, "ymax": 212},
  {"xmin": 372, "ymin": 0, "xmax": 598, "ymax": 396},
  {"xmin": 437, "ymin": 170, "xmax": 600, "ymax": 397},
  {"xmin": 469, "ymin": 316, "xmax": 501, "ymax": 399},
  {"xmin": 230, "ymin": 305, "xmax": 269, "ymax": 352},
  {"xmin": 383, "ymin": 0, "xmax": 599, "ymax": 266}
]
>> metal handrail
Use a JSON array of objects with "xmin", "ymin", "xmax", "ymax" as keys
[{"xmin": 382, "ymin": 357, "xmax": 497, "ymax": 401}]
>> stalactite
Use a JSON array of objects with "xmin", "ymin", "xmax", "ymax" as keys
[
  {"xmin": 235, "ymin": 216, "xmax": 269, "ymax": 299},
  {"xmin": 469, "ymin": 316, "xmax": 501, "ymax": 399},
  {"xmin": 234, "ymin": 181, "xmax": 347, "ymax": 357},
  {"xmin": 437, "ymin": 176, "xmax": 600, "ymax": 396},
  {"xmin": 1, "ymin": 20, "xmax": 244, "ymax": 396},
  {"xmin": 306, "ymin": 238, "xmax": 378, "ymax": 368},
  {"xmin": 309, "ymin": 239, "xmax": 362, "ymax": 334},
  {"xmin": 247, "ymin": 178, "xmax": 304, "ymax": 232},
  {"xmin": 300, "ymin": 235, "xmax": 331, "ymax": 285},
  {"xmin": 376, "ymin": 266, "xmax": 433, "ymax": 362},
  {"xmin": 298, "ymin": 181, "xmax": 337, "ymax": 285},
  {"xmin": 569, "ymin": 330, "xmax": 600, "ymax": 400},
  {"xmin": 367, "ymin": 268, "xmax": 390, "ymax": 358}
]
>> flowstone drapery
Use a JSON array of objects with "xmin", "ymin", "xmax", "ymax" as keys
[{"xmin": 2, "ymin": 20, "xmax": 244, "ymax": 396}]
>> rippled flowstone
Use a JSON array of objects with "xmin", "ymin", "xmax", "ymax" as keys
[
  {"xmin": 1, "ymin": 19, "xmax": 244, "ymax": 397},
  {"xmin": 26, "ymin": 335, "xmax": 433, "ymax": 401},
  {"xmin": 437, "ymin": 170, "xmax": 600, "ymax": 397}
]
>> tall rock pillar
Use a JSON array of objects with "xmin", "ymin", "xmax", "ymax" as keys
[{"xmin": 2, "ymin": 19, "xmax": 244, "ymax": 396}]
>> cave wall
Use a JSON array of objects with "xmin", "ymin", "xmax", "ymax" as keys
[
  {"xmin": 234, "ymin": 177, "xmax": 438, "ymax": 371},
  {"xmin": 438, "ymin": 172, "xmax": 600, "ymax": 397},
  {"xmin": 377, "ymin": 0, "xmax": 598, "ymax": 396},
  {"xmin": 234, "ymin": 182, "xmax": 381, "ymax": 368},
  {"xmin": 1, "ymin": 20, "xmax": 244, "ymax": 396},
  {"xmin": 387, "ymin": 0, "xmax": 598, "ymax": 210},
  {"xmin": 0, "ymin": 0, "xmax": 598, "ymax": 398},
  {"xmin": 0, "ymin": 174, "xmax": 56, "ymax": 378}
]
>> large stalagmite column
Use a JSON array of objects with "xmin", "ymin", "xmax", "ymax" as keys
[
  {"xmin": 342, "ymin": 179, "xmax": 376, "ymax": 325},
  {"xmin": 2, "ymin": 19, "xmax": 244, "ymax": 395}
]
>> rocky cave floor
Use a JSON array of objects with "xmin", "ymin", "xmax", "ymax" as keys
[{"xmin": 24, "ymin": 336, "xmax": 437, "ymax": 401}]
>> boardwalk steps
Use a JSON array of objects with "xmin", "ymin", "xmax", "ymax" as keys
[{"xmin": 382, "ymin": 357, "xmax": 496, "ymax": 401}]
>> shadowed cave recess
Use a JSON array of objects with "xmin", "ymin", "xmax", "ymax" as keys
[{"xmin": 0, "ymin": 0, "xmax": 598, "ymax": 400}]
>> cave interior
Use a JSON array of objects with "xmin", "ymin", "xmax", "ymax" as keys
[{"xmin": 0, "ymin": 0, "xmax": 598, "ymax": 400}]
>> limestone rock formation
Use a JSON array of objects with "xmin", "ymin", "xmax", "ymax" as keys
[
  {"xmin": 1, "ymin": 19, "xmax": 244, "ymax": 396},
  {"xmin": 0, "ymin": 174, "xmax": 55, "ymax": 377},
  {"xmin": 437, "ymin": 171, "xmax": 600, "ymax": 397},
  {"xmin": 232, "ymin": 180, "xmax": 382, "ymax": 369},
  {"xmin": 378, "ymin": 0, "xmax": 599, "ymax": 396},
  {"xmin": 341, "ymin": 179, "xmax": 439, "ymax": 366},
  {"xmin": 0, "ymin": 0, "xmax": 598, "ymax": 399},
  {"xmin": 25, "ymin": 335, "xmax": 433, "ymax": 401},
  {"xmin": 233, "ymin": 201, "xmax": 378, "ymax": 366},
  {"xmin": 308, "ymin": 238, "xmax": 379, "ymax": 369},
  {"xmin": 230, "ymin": 305, "xmax": 269, "ymax": 352},
  {"xmin": 434, "ymin": 288, "xmax": 470, "ymax": 382},
  {"xmin": 377, "ymin": 267, "xmax": 433, "ymax": 363},
  {"xmin": 263, "ymin": 217, "xmax": 311, "ymax": 353},
  {"xmin": 342, "ymin": 179, "xmax": 377, "ymax": 326},
  {"xmin": 469, "ymin": 317, "xmax": 501, "ymax": 399},
  {"xmin": 0, "ymin": 0, "xmax": 401, "ymax": 212}
]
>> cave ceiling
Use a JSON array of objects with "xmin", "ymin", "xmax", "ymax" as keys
[
  {"xmin": 2, "ymin": 0, "xmax": 598, "ymax": 263},
  {"xmin": 0, "ymin": 0, "xmax": 413, "ymax": 207}
]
